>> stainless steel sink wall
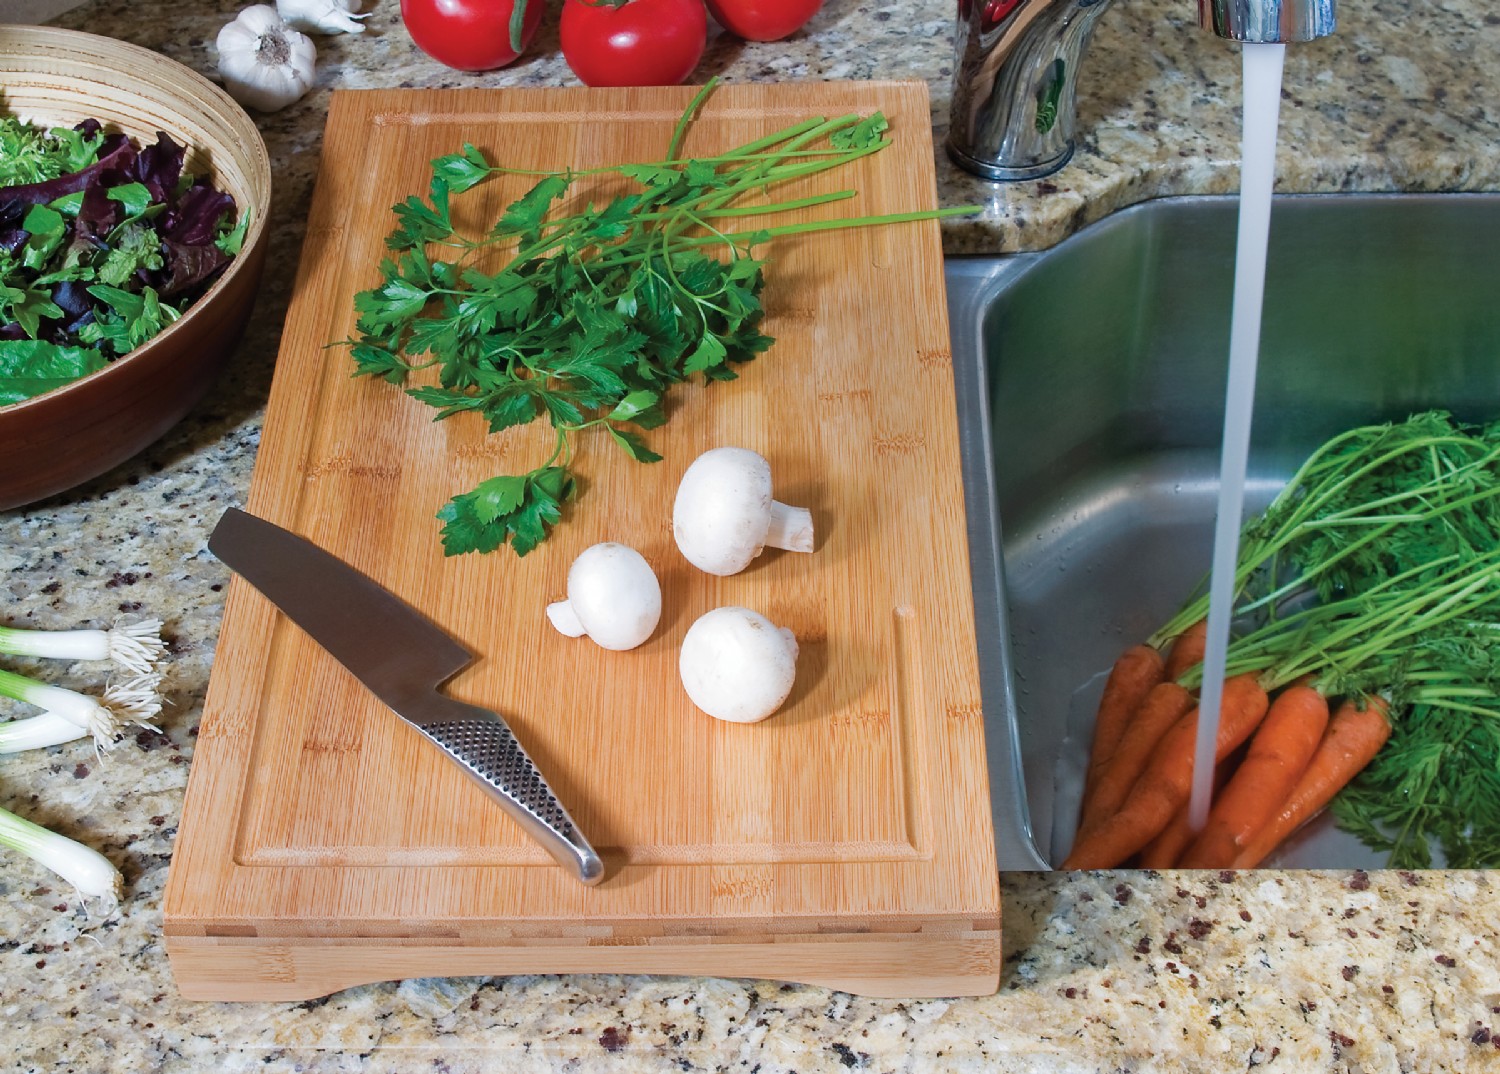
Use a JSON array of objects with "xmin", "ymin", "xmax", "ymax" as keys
[{"xmin": 948, "ymin": 194, "xmax": 1500, "ymax": 870}]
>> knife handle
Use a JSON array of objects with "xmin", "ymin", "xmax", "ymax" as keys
[{"xmin": 412, "ymin": 701, "xmax": 604, "ymax": 886}]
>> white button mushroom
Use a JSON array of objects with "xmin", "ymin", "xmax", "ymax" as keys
[
  {"xmin": 672, "ymin": 447, "xmax": 814, "ymax": 576},
  {"xmin": 545, "ymin": 543, "xmax": 662, "ymax": 652},
  {"xmin": 678, "ymin": 606, "xmax": 799, "ymax": 724}
]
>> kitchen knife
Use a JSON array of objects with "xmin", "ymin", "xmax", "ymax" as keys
[{"xmin": 208, "ymin": 507, "xmax": 604, "ymax": 886}]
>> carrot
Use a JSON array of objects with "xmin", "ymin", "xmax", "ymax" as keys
[
  {"xmin": 1137, "ymin": 801, "xmax": 1198, "ymax": 869},
  {"xmin": 1078, "ymin": 644, "xmax": 1166, "ymax": 826},
  {"xmin": 1063, "ymin": 674, "xmax": 1270, "ymax": 869},
  {"xmin": 1230, "ymin": 697, "xmax": 1391, "ymax": 869},
  {"xmin": 1177, "ymin": 684, "xmax": 1330, "ymax": 868},
  {"xmin": 1164, "ymin": 619, "xmax": 1208, "ymax": 682},
  {"xmin": 1138, "ymin": 759, "xmax": 1235, "ymax": 868},
  {"xmin": 1074, "ymin": 681, "xmax": 1193, "ymax": 840}
]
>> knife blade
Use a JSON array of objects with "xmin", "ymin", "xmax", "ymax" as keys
[{"xmin": 209, "ymin": 507, "xmax": 603, "ymax": 886}]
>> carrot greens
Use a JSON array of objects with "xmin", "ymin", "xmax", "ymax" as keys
[{"xmin": 346, "ymin": 79, "xmax": 976, "ymax": 557}]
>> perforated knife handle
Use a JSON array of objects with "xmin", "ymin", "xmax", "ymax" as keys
[{"xmin": 412, "ymin": 701, "xmax": 603, "ymax": 886}]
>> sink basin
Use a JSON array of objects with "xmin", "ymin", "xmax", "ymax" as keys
[{"xmin": 948, "ymin": 193, "xmax": 1500, "ymax": 870}]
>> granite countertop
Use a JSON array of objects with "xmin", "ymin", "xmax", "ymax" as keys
[{"xmin": 5, "ymin": 1, "xmax": 1500, "ymax": 1071}]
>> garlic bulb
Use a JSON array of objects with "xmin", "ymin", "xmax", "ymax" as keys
[
  {"xmin": 277, "ymin": 0, "xmax": 369, "ymax": 35},
  {"xmin": 217, "ymin": 5, "xmax": 318, "ymax": 113}
]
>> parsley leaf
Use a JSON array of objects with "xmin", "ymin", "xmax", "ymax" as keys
[
  {"xmin": 431, "ymin": 143, "xmax": 494, "ymax": 194},
  {"xmin": 437, "ymin": 466, "xmax": 573, "ymax": 557},
  {"xmin": 492, "ymin": 175, "xmax": 571, "ymax": 242},
  {"xmin": 830, "ymin": 112, "xmax": 890, "ymax": 150},
  {"xmin": 607, "ymin": 426, "xmax": 663, "ymax": 464},
  {"xmin": 387, "ymin": 183, "xmax": 454, "ymax": 251},
  {"xmin": 607, "ymin": 389, "xmax": 659, "ymax": 423}
]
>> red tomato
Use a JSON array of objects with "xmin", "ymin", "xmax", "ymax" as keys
[
  {"xmin": 560, "ymin": 0, "xmax": 708, "ymax": 88},
  {"xmin": 704, "ymin": 0, "xmax": 821, "ymax": 41},
  {"xmin": 401, "ymin": 0, "xmax": 544, "ymax": 72}
]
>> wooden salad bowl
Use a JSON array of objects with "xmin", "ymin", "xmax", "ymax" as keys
[{"xmin": 0, "ymin": 26, "xmax": 271, "ymax": 511}]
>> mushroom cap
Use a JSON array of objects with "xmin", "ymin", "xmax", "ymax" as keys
[
  {"xmin": 566, "ymin": 542, "xmax": 661, "ymax": 651},
  {"xmin": 672, "ymin": 447, "xmax": 774, "ymax": 576},
  {"xmin": 678, "ymin": 606, "xmax": 799, "ymax": 723}
]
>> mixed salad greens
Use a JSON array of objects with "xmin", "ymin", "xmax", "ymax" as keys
[{"xmin": 0, "ymin": 111, "xmax": 246, "ymax": 406}]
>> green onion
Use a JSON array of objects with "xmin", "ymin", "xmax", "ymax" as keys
[
  {"xmin": 0, "ymin": 668, "xmax": 160, "ymax": 751},
  {"xmin": 0, "ymin": 804, "xmax": 121, "ymax": 908},
  {"xmin": 0, "ymin": 619, "xmax": 164, "ymax": 675},
  {"xmin": 0, "ymin": 712, "xmax": 88, "ymax": 753}
]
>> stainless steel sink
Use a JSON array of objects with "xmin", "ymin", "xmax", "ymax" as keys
[{"xmin": 948, "ymin": 193, "xmax": 1500, "ymax": 870}]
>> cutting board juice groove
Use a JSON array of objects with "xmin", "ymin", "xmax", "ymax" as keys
[{"xmin": 164, "ymin": 82, "xmax": 1000, "ymax": 1001}]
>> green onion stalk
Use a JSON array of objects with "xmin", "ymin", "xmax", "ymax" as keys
[
  {"xmin": 0, "ymin": 804, "xmax": 121, "ymax": 908},
  {"xmin": 0, "ymin": 668, "xmax": 161, "ymax": 753}
]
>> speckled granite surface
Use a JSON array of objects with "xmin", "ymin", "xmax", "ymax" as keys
[{"xmin": 4, "ymin": 0, "xmax": 1500, "ymax": 1070}]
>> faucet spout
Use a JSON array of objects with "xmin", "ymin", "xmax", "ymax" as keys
[
  {"xmin": 947, "ymin": 0, "xmax": 1336, "ymax": 182},
  {"xmin": 1200, "ymin": 0, "xmax": 1335, "ymax": 42}
]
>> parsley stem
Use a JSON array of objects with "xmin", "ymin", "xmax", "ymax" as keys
[
  {"xmin": 644, "ymin": 191, "xmax": 860, "ymax": 221},
  {"xmin": 667, "ymin": 78, "xmax": 721, "ymax": 162},
  {"xmin": 588, "ymin": 206, "xmax": 981, "ymax": 273},
  {"xmin": 460, "ymin": 144, "xmax": 852, "ymax": 183}
]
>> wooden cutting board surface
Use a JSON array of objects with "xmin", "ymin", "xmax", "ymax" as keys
[{"xmin": 164, "ymin": 82, "xmax": 999, "ymax": 1000}]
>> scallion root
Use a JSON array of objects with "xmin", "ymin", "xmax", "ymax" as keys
[{"xmin": 0, "ymin": 619, "xmax": 165, "ymax": 675}]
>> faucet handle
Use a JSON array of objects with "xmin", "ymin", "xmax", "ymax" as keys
[{"xmin": 1199, "ymin": 0, "xmax": 1335, "ymax": 42}]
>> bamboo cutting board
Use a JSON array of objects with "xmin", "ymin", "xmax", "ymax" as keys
[{"xmin": 163, "ymin": 82, "xmax": 999, "ymax": 1001}]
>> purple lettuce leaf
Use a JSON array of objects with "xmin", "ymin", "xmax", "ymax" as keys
[
  {"xmin": 50, "ymin": 279, "xmax": 94, "ymax": 322},
  {"xmin": 130, "ymin": 131, "xmax": 186, "ymax": 204},
  {"xmin": 0, "ymin": 135, "xmax": 136, "ymax": 207},
  {"xmin": 69, "ymin": 176, "xmax": 122, "ymax": 252},
  {"xmin": 162, "ymin": 182, "xmax": 234, "ymax": 246},
  {"xmin": 157, "ymin": 239, "xmax": 230, "ymax": 298}
]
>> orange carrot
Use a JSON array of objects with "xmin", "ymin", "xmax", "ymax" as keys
[
  {"xmin": 1164, "ymin": 619, "xmax": 1208, "ymax": 682},
  {"xmin": 1064, "ymin": 674, "xmax": 1270, "ymax": 869},
  {"xmin": 1230, "ymin": 697, "xmax": 1391, "ymax": 869},
  {"xmin": 1137, "ymin": 802, "xmax": 1198, "ymax": 869},
  {"xmin": 1178, "ymin": 684, "xmax": 1330, "ymax": 869},
  {"xmin": 1079, "ymin": 644, "xmax": 1166, "ymax": 823},
  {"xmin": 1138, "ymin": 760, "xmax": 1234, "ymax": 868},
  {"xmin": 1075, "ymin": 681, "xmax": 1194, "ymax": 840}
]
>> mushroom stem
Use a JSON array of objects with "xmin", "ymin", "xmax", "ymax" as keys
[
  {"xmin": 765, "ymin": 501, "xmax": 814, "ymax": 554},
  {"xmin": 545, "ymin": 600, "xmax": 588, "ymax": 638}
]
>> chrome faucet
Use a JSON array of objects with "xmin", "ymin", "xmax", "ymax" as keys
[{"xmin": 948, "ymin": 0, "xmax": 1337, "ymax": 181}]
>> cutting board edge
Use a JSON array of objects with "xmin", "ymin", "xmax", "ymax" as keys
[
  {"xmin": 164, "ymin": 925, "xmax": 1002, "ymax": 1002},
  {"xmin": 161, "ymin": 903, "xmax": 1001, "ymax": 937}
]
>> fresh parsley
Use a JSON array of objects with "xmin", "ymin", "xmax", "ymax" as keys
[{"xmin": 348, "ymin": 78, "xmax": 976, "ymax": 557}]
